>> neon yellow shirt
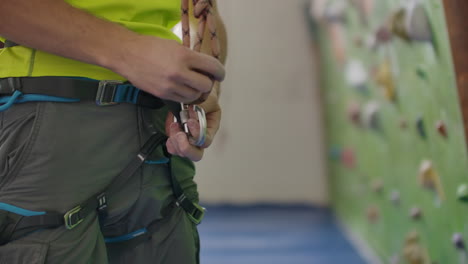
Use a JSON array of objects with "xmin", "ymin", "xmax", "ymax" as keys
[{"xmin": 0, "ymin": 0, "xmax": 181, "ymax": 80}]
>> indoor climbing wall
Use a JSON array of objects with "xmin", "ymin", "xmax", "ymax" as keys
[{"xmin": 309, "ymin": 0, "xmax": 468, "ymax": 263}]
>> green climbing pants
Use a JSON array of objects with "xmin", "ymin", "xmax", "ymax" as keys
[{"xmin": 0, "ymin": 101, "xmax": 200, "ymax": 263}]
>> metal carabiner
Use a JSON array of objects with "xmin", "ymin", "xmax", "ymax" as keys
[{"xmin": 177, "ymin": 103, "xmax": 207, "ymax": 147}]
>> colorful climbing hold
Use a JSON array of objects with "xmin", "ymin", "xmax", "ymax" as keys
[
  {"xmin": 416, "ymin": 66, "xmax": 428, "ymax": 80},
  {"xmin": 371, "ymin": 179, "xmax": 384, "ymax": 194},
  {"xmin": 375, "ymin": 60, "xmax": 397, "ymax": 101},
  {"xmin": 390, "ymin": 8, "xmax": 409, "ymax": 41},
  {"xmin": 416, "ymin": 117, "xmax": 426, "ymax": 139},
  {"xmin": 347, "ymin": 102, "xmax": 362, "ymax": 127},
  {"xmin": 457, "ymin": 184, "xmax": 468, "ymax": 202},
  {"xmin": 406, "ymin": 2, "xmax": 433, "ymax": 42},
  {"xmin": 366, "ymin": 205, "xmax": 380, "ymax": 223},
  {"xmin": 389, "ymin": 2, "xmax": 432, "ymax": 42},
  {"xmin": 403, "ymin": 231, "xmax": 431, "ymax": 264},
  {"xmin": 375, "ymin": 25, "xmax": 393, "ymax": 44},
  {"xmin": 390, "ymin": 190, "xmax": 401, "ymax": 205},
  {"xmin": 435, "ymin": 121, "xmax": 448, "ymax": 138},
  {"xmin": 345, "ymin": 60, "xmax": 369, "ymax": 90},
  {"xmin": 363, "ymin": 101, "xmax": 380, "ymax": 130},
  {"xmin": 410, "ymin": 207, "xmax": 423, "ymax": 220},
  {"xmin": 329, "ymin": 146, "xmax": 342, "ymax": 161},
  {"xmin": 452, "ymin": 233, "xmax": 466, "ymax": 251},
  {"xmin": 418, "ymin": 160, "xmax": 445, "ymax": 200},
  {"xmin": 341, "ymin": 148, "xmax": 357, "ymax": 169}
]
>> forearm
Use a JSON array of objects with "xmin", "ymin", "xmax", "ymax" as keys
[{"xmin": 0, "ymin": 0, "xmax": 137, "ymax": 73}]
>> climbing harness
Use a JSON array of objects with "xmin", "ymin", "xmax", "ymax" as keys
[
  {"xmin": 0, "ymin": 133, "xmax": 205, "ymax": 246},
  {"xmin": 0, "ymin": 0, "xmax": 220, "ymax": 247},
  {"xmin": 0, "ymin": 133, "xmax": 165, "ymax": 245}
]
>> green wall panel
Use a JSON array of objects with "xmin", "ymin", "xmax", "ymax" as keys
[{"xmin": 311, "ymin": 0, "xmax": 468, "ymax": 263}]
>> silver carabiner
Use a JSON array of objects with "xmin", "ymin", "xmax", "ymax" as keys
[{"xmin": 178, "ymin": 103, "xmax": 207, "ymax": 147}]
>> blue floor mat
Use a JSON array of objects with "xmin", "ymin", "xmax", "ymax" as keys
[{"xmin": 198, "ymin": 205, "xmax": 368, "ymax": 264}]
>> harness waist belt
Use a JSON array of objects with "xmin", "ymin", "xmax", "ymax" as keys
[{"xmin": 0, "ymin": 77, "xmax": 164, "ymax": 109}]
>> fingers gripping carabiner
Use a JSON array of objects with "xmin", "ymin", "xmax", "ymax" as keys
[{"xmin": 178, "ymin": 103, "xmax": 207, "ymax": 147}]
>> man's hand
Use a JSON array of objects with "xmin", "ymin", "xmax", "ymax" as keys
[
  {"xmin": 165, "ymin": 88, "xmax": 221, "ymax": 161},
  {"xmin": 114, "ymin": 35, "xmax": 225, "ymax": 103}
]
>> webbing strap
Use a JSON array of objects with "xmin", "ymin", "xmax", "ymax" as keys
[
  {"xmin": 167, "ymin": 157, "xmax": 205, "ymax": 225},
  {"xmin": 0, "ymin": 77, "xmax": 165, "ymax": 110},
  {"xmin": 0, "ymin": 77, "xmax": 101, "ymax": 97},
  {"xmin": 0, "ymin": 211, "xmax": 63, "ymax": 245},
  {"xmin": 13, "ymin": 214, "xmax": 63, "ymax": 238},
  {"xmin": 0, "ymin": 211, "xmax": 20, "ymax": 245},
  {"xmin": 63, "ymin": 133, "xmax": 167, "ymax": 230}
]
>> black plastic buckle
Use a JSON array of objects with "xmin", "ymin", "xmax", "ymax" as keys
[
  {"xmin": 64, "ymin": 206, "xmax": 84, "ymax": 230},
  {"xmin": 187, "ymin": 202, "xmax": 205, "ymax": 225},
  {"xmin": 97, "ymin": 193, "xmax": 108, "ymax": 222},
  {"xmin": 176, "ymin": 194, "xmax": 205, "ymax": 225},
  {"xmin": 96, "ymin": 80, "xmax": 123, "ymax": 106}
]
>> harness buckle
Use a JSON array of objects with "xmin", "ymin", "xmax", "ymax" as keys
[
  {"xmin": 96, "ymin": 80, "xmax": 123, "ymax": 106},
  {"xmin": 64, "ymin": 206, "xmax": 84, "ymax": 230},
  {"xmin": 187, "ymin": 202, "xmax": 206, "ymax": 225},
  {"xmin": 175, "ymin": 194, "xmax": 205, "ymax": 225}
]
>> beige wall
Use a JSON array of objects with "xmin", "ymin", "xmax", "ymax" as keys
[{"xmin": 196, "ymin": 0, "xmax": 328, "ymax": 206}]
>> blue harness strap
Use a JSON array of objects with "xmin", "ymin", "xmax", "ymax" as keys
[
  {"xmin": 145, "ymin": 157, "xmax": 170, "ymax": 165},
  {"xmin": 0, "ymin": 91, "xmax": 23, "ymax": 112},
  {"xmin": 0, "ymin": 93, "xmax": 80, "ymax": 107},
  {"xmin": 0, "ymin": 84, "xmax": 140, "ymax": 112},
  {"xmin": 104, "ymin": 228, "xmax": 148, "ymax": 243},
  {"xmin": 112, "ymin": 84, "xmax": 141, "ymax": 105},
  {"xmin": 0, "ymin": 203, "xmax": 46, "ymax": 217}
]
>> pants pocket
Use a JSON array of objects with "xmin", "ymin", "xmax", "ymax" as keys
[
  {"xmin": 0, "ymin": 103, "xmax": 42, "ymax": 188},
  {"xmin": 0, "ymin": 241, "xmax": 49, "ymax": 264}
]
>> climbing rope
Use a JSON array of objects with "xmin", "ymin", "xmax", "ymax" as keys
[{"xmin": 181, "ymin": 0, "xmax": 220, "ymax": 59}]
